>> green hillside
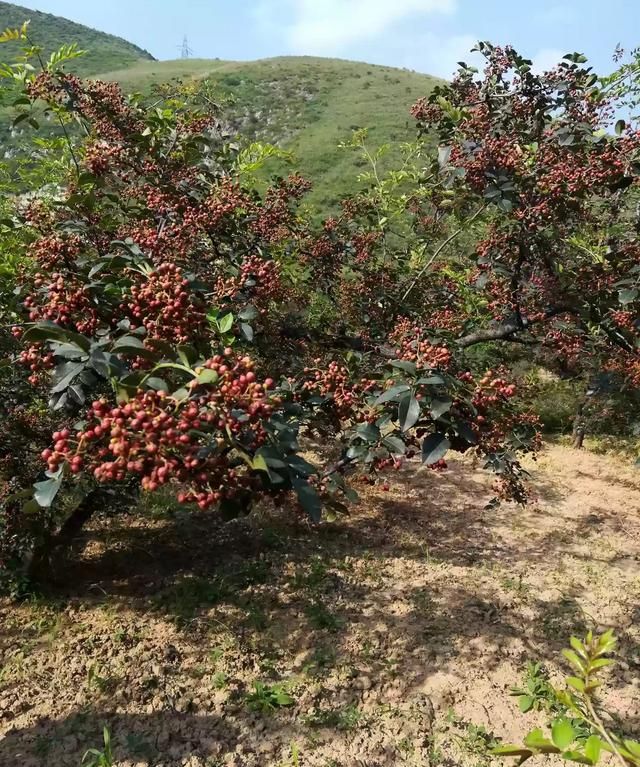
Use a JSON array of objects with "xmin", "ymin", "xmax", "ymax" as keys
[
  {"xmin": 97, "ymin": 57, "xmax": 440, "ymax": 211},
  {"xmin": 0, "ymin": 3, "xmax": 439, "ymax": 211},
  {"xmin": 0, "ymin": 1, "xmax": 154, "ymax": 74}
]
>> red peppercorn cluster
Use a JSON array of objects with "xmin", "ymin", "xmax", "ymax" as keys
[
  {"xmin": 388, "ymin": 319, "xmax": 452, "ymax": 369},
  {"xmin": 23, "ymin": 273, "xmax": 99, "ymax": 335},
  {"xmin": 214, "ymin": 254, "xmax": 286, "ymax": 315},
  {"xmin": 30, "ymin": 234, "xmax": 82, "ymax": 270},
  {"xmin": 301, "ymin": 360, "xmax": 376, "ymax": 421},
  {"xmin": 610, "ymin": 309, "xmax": 636, "ymax": 332},
  {"xmin": 124, "ymin": 263, "xmax": 207, "ymax": 344},
  {"xmin": 252, "ymin": 174, "xmax": 312, "ymax": 243},
  {"xmin": 41, "ymin": 353, "xmax": 282, "ymax": 510},
  {"xmin": 18, "ymin": 344, "xmax": 54, "ymax": 386}
]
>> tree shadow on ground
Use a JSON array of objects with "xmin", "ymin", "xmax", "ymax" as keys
[
  {"xmin": 0, "ymin": 710, "xmax": 236, "ymax": 766},
  {"xmin": 2, "ymin": 448, "xmax": 639, "ymax": 765}
]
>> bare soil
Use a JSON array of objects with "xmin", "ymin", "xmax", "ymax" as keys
[{"xmin": 1, "ymin": 441, "xmax": 639, "ymax": 767}]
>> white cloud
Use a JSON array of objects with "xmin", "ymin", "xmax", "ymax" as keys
[
  {"xmin": 278, "ymin": 0, "xmax": 457, "ymax": 54},
  {"xmin": 531, "ymin": 47, "xmax": 564, "ymax": 73},
  {"xmin": 414, "ymin": 33, "xmax": 479, "ymax": 78}
]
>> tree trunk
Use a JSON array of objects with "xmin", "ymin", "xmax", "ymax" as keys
[
  {"xmin": 26, "ymin": 486, "xmax": 107, "ymax": 584},
  {"xmin": 572, "ymin": 401, "xmax": 586, "ymax": 449}
]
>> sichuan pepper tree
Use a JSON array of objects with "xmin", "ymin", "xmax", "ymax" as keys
[
  {"xmin": 0, "ymin": 30, "xmax": 538, "ymax": 584},
  {"xmin": 404, "ymin": 43, "xmax": 640, "ymax": 401}
]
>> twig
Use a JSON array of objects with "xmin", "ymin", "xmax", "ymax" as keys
[{"xmin": 401, "ymin": 203, "xmax": 487, "ymax": 303}]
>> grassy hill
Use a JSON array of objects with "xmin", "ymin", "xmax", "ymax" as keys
[
  {"xmin": 97, "ymin": 57, "xmax": 440, "ymax": 211},
  {"xmin": 0, "ymin": 3, "xmax": 439, "ymax": 211},
  {"xmin": 0, "ymin": 1, "xmax": 154, "ymax": 75}
]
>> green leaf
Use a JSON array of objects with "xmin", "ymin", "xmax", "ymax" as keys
[
  {"xmin": 51, "ymin": 341, "xmax": 89, "ymax": 360},
  {"xmin": 562, "ymin": 750, "xmax": 592, "ymax": 764},
  {"xmin": 240, "ymin": 322, "xmax": 254, "ymax": 341},
  {"xmin": 552, "ymin": 719, "xmax": 576, "ymax": 750},
  {"xmin": 623, "ymin": 740, "xmax": 640, "ymax": 758},
  {"xmin": 112, "ymin": 334, "xmax": 145, "ymax": 351},
  {"xmin": 618, "ymin": 288, "xmax": 638, "ymax": 305},
  {"xmin": 569, "ymin": 636, "xmax": 587, "ymax": 659},
  {"xmin": 563, "ymin": 649, "xmax": 587, "ymax": 673},
  {"xmin": 275, "ymin": 690, "xmax": 294, "ymax": 706},
  {"xmin": 584, "ymin": 735, "xmax": 602, "ymax": 764},
  {"xmin": 417, "ymin": 375, "xmax": 446, "ymax": 385},
  {"xmin": 252, "ymin": 454, "xmax": 269, "ymax": 473},
  {"xmin": 23, "ymin": 322, "xmax": 90, "ymax": 350},
  {"xmin": 456, "ymin": 421, "xmax": 478, "ymax": 445},
  {"xmin": 292, "ymin": 477, "xmax": 322, "ymax": 523},
  {"xmin": 172, "ymin": 387, "xmax": 190, "ymax": 403},
  {"xmin": 589, "ymin": 658, "xmax": 613, "ymax": 670},
  {"xmin": 421, "ymin": 433, "xmax": 450, "ymax": 465},
  {"xmin": 491, "ymin": 745, "xmax": 533, "ymax": 757},
  {"xmin": 239, "ymin": 305, "xmax": 259, "ymax": 321},
  {"xmin": 615, "ymin": 119, "xmax": 626, "ymax": 136},
  {"xmin": 430, "ymin": 397, "xmax": 452, "ymax": 420},
  {"xmin": 398, "ymin": 394, "xmax": 421, "ymax": 432},
  {"xmin": 197, "ymin": 369, "xmax": 219, "ymax": 384},
  {"xmin": 390, "ymin": 359, "xmax": 417, "ymax": 375},
  {"xmin": 566, "ymin": 676, "xmax": 585, "ymax": 692},
  {"xmin": 382, "ymin": 435, "xmax": 407, "ymax": 455},
  {"xmin": 374, "ymin": 384, "xmax": 410, "ymax": 405},
  {"xmin": 356, "ymin": 422, "xmax": 380, "ymax": 442},
  {"xmin": 519, "ymin": 695, "xmax": 535, "ymax": 713},
  {"xmin": 111, "ymin": 336, "xmax": 156, "ymax": 359},
  {"xmin": 146, "ymin": 377, "xmax": 169, "ymax": 393},
  {"xmin": 218, "ymin": 313, "xmax": 234, "ymax": 333},
  {"xmin": 51, "ymin": 361, "xmax": 85, "ymax": 393},
  {"xmin": 33, "ymin": 473, "xmax": 63, "ymax": 508},
  {"xmin": 523, "ymin": 729, "xmax": 556, "ymax": 751}
]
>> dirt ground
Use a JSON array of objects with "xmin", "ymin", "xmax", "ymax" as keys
[{"xmin": 1, "ymin": 441, "xmax": 639, "ymax": 767}]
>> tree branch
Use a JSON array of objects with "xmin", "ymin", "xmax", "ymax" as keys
[{"xmin": 456, "ymin": 305, "xmax": 574, "ymax": 348}]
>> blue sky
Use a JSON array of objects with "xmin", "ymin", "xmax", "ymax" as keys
[{"xmin": 16, "ymin": 0, "xmax": 640, "ymax": 78}]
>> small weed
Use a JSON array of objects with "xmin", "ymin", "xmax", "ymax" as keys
[
  {"xmin": 154, "ymin": 575, "xmax": 231, "ymax": 625},
  {"xmin": 449, "ymin": 719, "xmax": 499, "ymax": 766},
  {"xmin": 381, "ymin": 655, "xmax": 399, "ymax": 677},
  {"xmin": 291, "ymin": 556, "xmax": 330, "ymax": 590},
  {"xmin": 358, "ymin": 552, "xmax": 385, "ymax": 582},
  {"xmin": 304, "ymin": 703, "xmax": 363, "ymax": 731},
  {"xmin": 237, "ymin": 559, "xmax": 271, "ymax": 586},
  {"xmin": 418, "ymin": 544, "xmax": 442, "ymax": 566},
  {"xmin": 212, "ymin": 671, "xmax": 228, "ymax": 690},
  {"xmin": 279, "ymin": 741, "xmax": 302, "ymax": 766},
  {"xmin": 124, "ymin": 732, "xmax": 154, "ymax": 761},
  {"xmin": 304, "ymin": 645, "xmax": 337, "ymax": 676},
  {"xmin": 410, "ymin": 587, "xmax": 435, "ymax": 612},
  {"xmin": 305, "ymin": 601, "xmax": 343, "ymax": 632},
  {"xmin": 86, "ymin": 663, "xmax": 118, "ymax": 695},
  {"xmin": 425, "ymin": 734, "xmax": 445, "ymax": 767},
  {"xmin": 245, "ymin": 604, "xmax": 269, "ymax": 631},
  {"xmin": 82, "ymin": 726, "xmax": 114, "ymax": 767},
  {"xmin": 34, "ymin": 735, "xmax": 53, "ymax": 759},
  {"xmin": 245, "ymin": 681, "xmax": 295, "ymax": 712},
  {"xmin": 501, "ymin": 574, "xmax": 531, "ymax": 599},
  {"xmin": 397, "ymin": 736, "xmax": 416, "ymax": 757},
  {"xmin": 540, "ymin": 597, "xmax": 588, "ymax": 641},
  {"xmin": 208, "ymin": 639, "xmax": 234, "ymax": 665},
  {"xmin": 510, "ymin": 662, "xmax": 555, "ymax": 713}
]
